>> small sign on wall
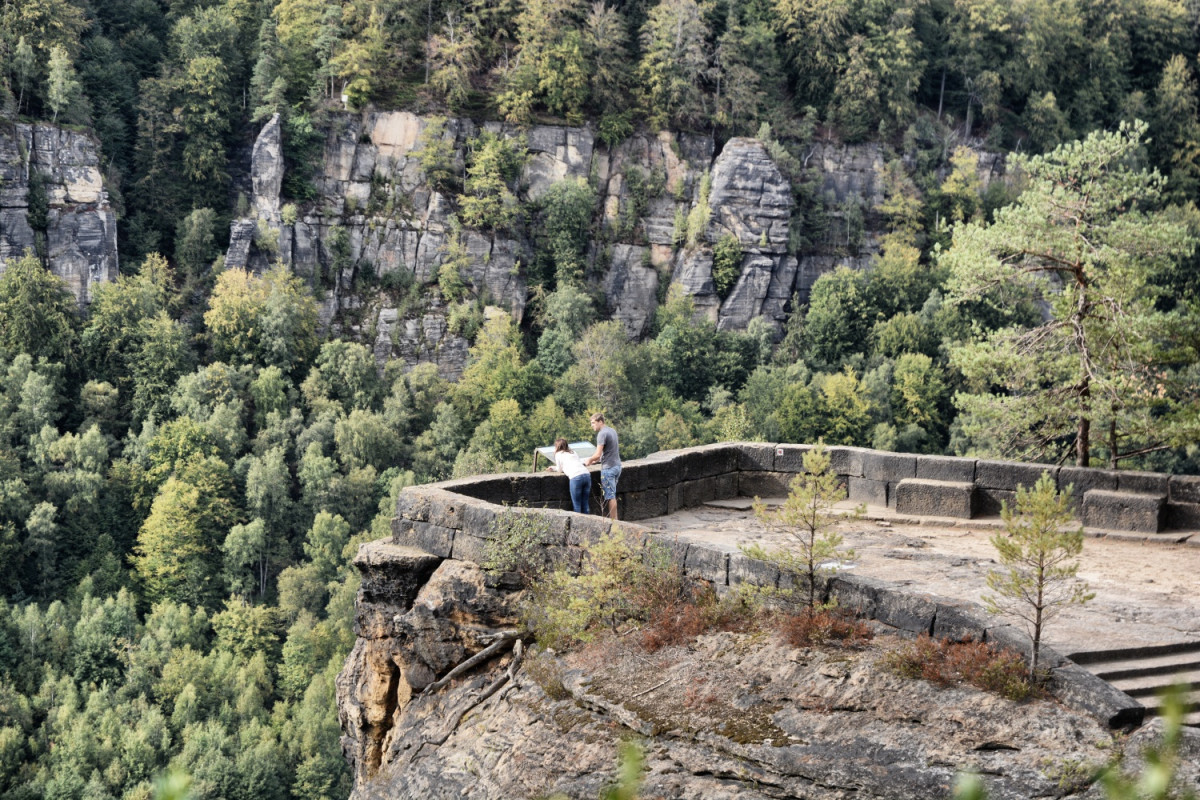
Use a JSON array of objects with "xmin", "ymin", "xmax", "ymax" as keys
[{"xmin": 776, "ymin": 447, "xmax": 784, "ymax": 457}]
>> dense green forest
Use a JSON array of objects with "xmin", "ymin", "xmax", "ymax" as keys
[{"xmin": 3, "ymin": 0, "xmax": 1200, "ymax": 797}]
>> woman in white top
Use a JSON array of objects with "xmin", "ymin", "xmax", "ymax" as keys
[{"xmin": 551, "ymin": 438, "xmax": 591, "ymax": 514}]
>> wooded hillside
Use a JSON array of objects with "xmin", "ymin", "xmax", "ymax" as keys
[{"xmin": 2, "ymin": 0, "xmax": 1200, "ymax": 798}]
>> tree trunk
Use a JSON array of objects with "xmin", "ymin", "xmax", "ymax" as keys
[
  {"xmin": 424, "ymin": 0, "xmax": 433, "ymax": 85},
  {"xmin": 1075, "ymin": 371, "xmax": 1094, "ymax": 465},
  {"xmin": 1108, "ymin": 418, "xmax": 1118, "ymax": 470},
  {"xmin": 937, "ymin": 69, "xmax": 945, "ymax": 120},
  {"xmin": 1030, "ymin": 570, "xmax": 1045, "ymax": 679}
]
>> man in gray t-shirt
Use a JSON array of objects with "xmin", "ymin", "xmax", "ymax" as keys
[{"xmin": 585, "ymin": 412, "xmax": 621, "ymax": 519}]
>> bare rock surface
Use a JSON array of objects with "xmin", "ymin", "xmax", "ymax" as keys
[
  {"xmin": 223, "ymin": 113, "xmax": 1009, "ymax": 373},
  {"xmin": 348, "ymin": 628, "xmax": 1130, "ymax": 800},
  {"xmin": 338, "ymin": 521, "xmax": 1198, "ymax": 800},
  {"xmin": 0, "ymin": 122, "xmax": 117, "ymax": 303},
  {"xmin": 604, "ymin": 244, "xmax": 659, "ymax": 338},
  {"xmin": 707, "ymin": 138, "xmax": 793, "ymax": 253},
  {"xmin": 252, "ymin": 113, "xmax": 284, "ymax": 221},
  {"xmin": 339, "ymin": 555, "xmax": 521, "ymax": 787}
]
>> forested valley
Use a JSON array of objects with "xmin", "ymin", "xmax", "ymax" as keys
[{"xmin": 2, "ymin": 0, "xmax": 1200, "ymax": 796}]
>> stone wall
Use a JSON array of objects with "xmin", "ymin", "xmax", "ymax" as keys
[
  {"xmin": 412, "ymin": 443, "xmax": 1200, "ymax": 536},
  {"xmin": 387, "ymin": 442, "xmax": 1188, "ymax": 728}
]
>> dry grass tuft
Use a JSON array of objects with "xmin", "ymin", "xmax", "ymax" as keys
[
  {"xmin": 882, "ymin": 634, "xmax": 1038, "ymax": 701},
  {"xmin": 641, "ymin": 588, "xmax": 756, "ymax": 652},
  {"xmin": 779, "ymin": 607, "xmax": 874, "ymax": 648}
]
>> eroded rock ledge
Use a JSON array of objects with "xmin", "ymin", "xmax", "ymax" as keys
[
  {"xmin": 336, "ymin": 545, "xmax": 1197, "ymax": 800},
  {"xmin": 336, "ymin": 444, "xmax": 1200, "ymax": 798}
]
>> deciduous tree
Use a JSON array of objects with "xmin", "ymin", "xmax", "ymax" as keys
[
  {"xmin": 0, "ymin": 251, "xmax": 77, "ymax": 364},
  {"xmin": 134, "ymin": 475, "xmax": 234, "ymax": 608}
]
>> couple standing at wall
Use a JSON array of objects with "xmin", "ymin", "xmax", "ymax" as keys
[{"xmin": 551, "ymin": 413, "xmax": 621, "ymax": 519}]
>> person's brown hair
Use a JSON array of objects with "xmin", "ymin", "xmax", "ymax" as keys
[
  {"xmin": 590, "ymin": 412, "xmax": 605, "ymax": 423},
  {"xmin": 553, "ymin": 437, "xmax": 571, "ymax": 453}
]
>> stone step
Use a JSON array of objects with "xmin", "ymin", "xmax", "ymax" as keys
[
  {"xmin": 1069, "ymin": 642, "xmax": 1200, "ymax": 727},
  {"xmin": 1134, "ymin": 687, "xmax": 1200, "ymax": 727},
  {"xmin": 1109, "ymin": 670, "xmax": 1200, "ymax": 697},
  {"xmin": 1069, "ymin": 640, "xmax": 1200, "ymax": 666},
  {"xmin": 1090, "ymin": 652, "xmax": 1200, "ymax": 682}
]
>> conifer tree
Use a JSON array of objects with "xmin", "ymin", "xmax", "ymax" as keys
[
  {"xmin": 983, "ymin": 472, "xmax": 1093, "ymax": 679},
  {"xmin": 742, "ymin": 442, "xmax": 857, "ymax": 610},
  {"xmin": 945, "ymin": 122, "xmax": 1199, "ymax": 467}
]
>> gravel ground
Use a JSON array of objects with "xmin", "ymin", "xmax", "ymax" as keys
[{"xmin": 646, "ymin": 500, "xmax": 1200, "ymax": 657}]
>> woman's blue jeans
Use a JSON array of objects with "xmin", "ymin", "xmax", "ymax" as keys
[{"xmin": 569, "ymin": 473, "xmax": 591, "ymax": 514}]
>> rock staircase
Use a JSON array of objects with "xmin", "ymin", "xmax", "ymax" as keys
[{"xmin": 1069, "ymin": 642, "xmax": 1200, "ymax": 727}]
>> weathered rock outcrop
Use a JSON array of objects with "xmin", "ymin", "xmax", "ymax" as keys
[
  {"xmin": 337, "ymin": 535, "xmax": 1195, "ymax": 800},
  {"xmin": 0, "ymin": 122, "xmax": 117, "ymax": 303},
  {"xmin": 338, "ymin": 542, "xmax": 519, "ymax": 786},
  {"xmin": 226, "ymin": 113, "xmax": 1007, "ymax": 374}
]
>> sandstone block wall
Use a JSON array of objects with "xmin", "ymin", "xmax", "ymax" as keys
[{"xmin": 425, "ymin": 443, "xmax": 1199, "ymax": 536}]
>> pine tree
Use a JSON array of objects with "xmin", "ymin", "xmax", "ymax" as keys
[
  {"xmin": 945, "ymin": 122, "xmax": 1199, "ymax": 467},
  {"xmin": 741, "ymin": 442, "xmax": 857, "ymax": 609},
  {"xmin": 983, "ymin": 472, "xmax": 1093, "ymax": 679}
]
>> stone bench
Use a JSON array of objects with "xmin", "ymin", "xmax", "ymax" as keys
[
  {"xmin": 894, "ymin": 478, "xmax": 976, "ymax": 519},
  {"xmin": 1081, "ymin": 489, "xmax": 1165, "ymax": 533}
]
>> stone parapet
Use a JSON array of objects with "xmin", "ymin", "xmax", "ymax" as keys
[
  {"xmin": 401, "ymin": 444, "xmax": 1194, "ymax": 539},
  {"xmin": 1082, "ymin": 490, "xmax": 1165, "ymax": 534}
]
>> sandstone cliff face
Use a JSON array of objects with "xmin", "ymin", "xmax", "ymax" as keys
[
  {"xmin": 0, "ymin": 122, "xmax": 118, "ymax": 303},
  {"xmin": 336, "ymin": 536, "xmax": 1196, "ymax": 800},
  {"xmin": 228, "ymin": 114, "xmax": 959, "ymax": 377}
]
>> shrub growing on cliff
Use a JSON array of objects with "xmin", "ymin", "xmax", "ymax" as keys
[
  {"xmin": 417, "ymin": 117, "xmax": 459, "ymax": 194},
  {"xmin": 983, "ymin": 472, "xmax": 1093, "ymax": 679},
  {"xmin": 685, "ymin": 171, "xmax": 712, "ymax": 246},
  {"xmin": 780, "ymin": 607, "xmax": 873, "ymax": 648},
  {"xmin": 641, "ymin": 584, "xmax": 755, "ymax": 652},
  {"xmin": 483, "ymin": 506, "xmax": 557, "ymax": 586},
  {"xmin": 524, "ymin": 531, "xmax": 685, "ymax": 649},
  {"xmin": 883, "ymin": 634, "xmax": 1036, "ymax": 701},
  {"xmin": 711, "ymin": 233, "xmax": 743, "ymax": 299},
  {"xmin": 458, "ymin": 131, "xmax": 525, "ymax": 232}
]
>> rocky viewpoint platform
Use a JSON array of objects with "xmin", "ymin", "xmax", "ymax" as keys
[{"xmin": 338, "ymin": 444, "xmax": 1200, "ymax": 798}]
